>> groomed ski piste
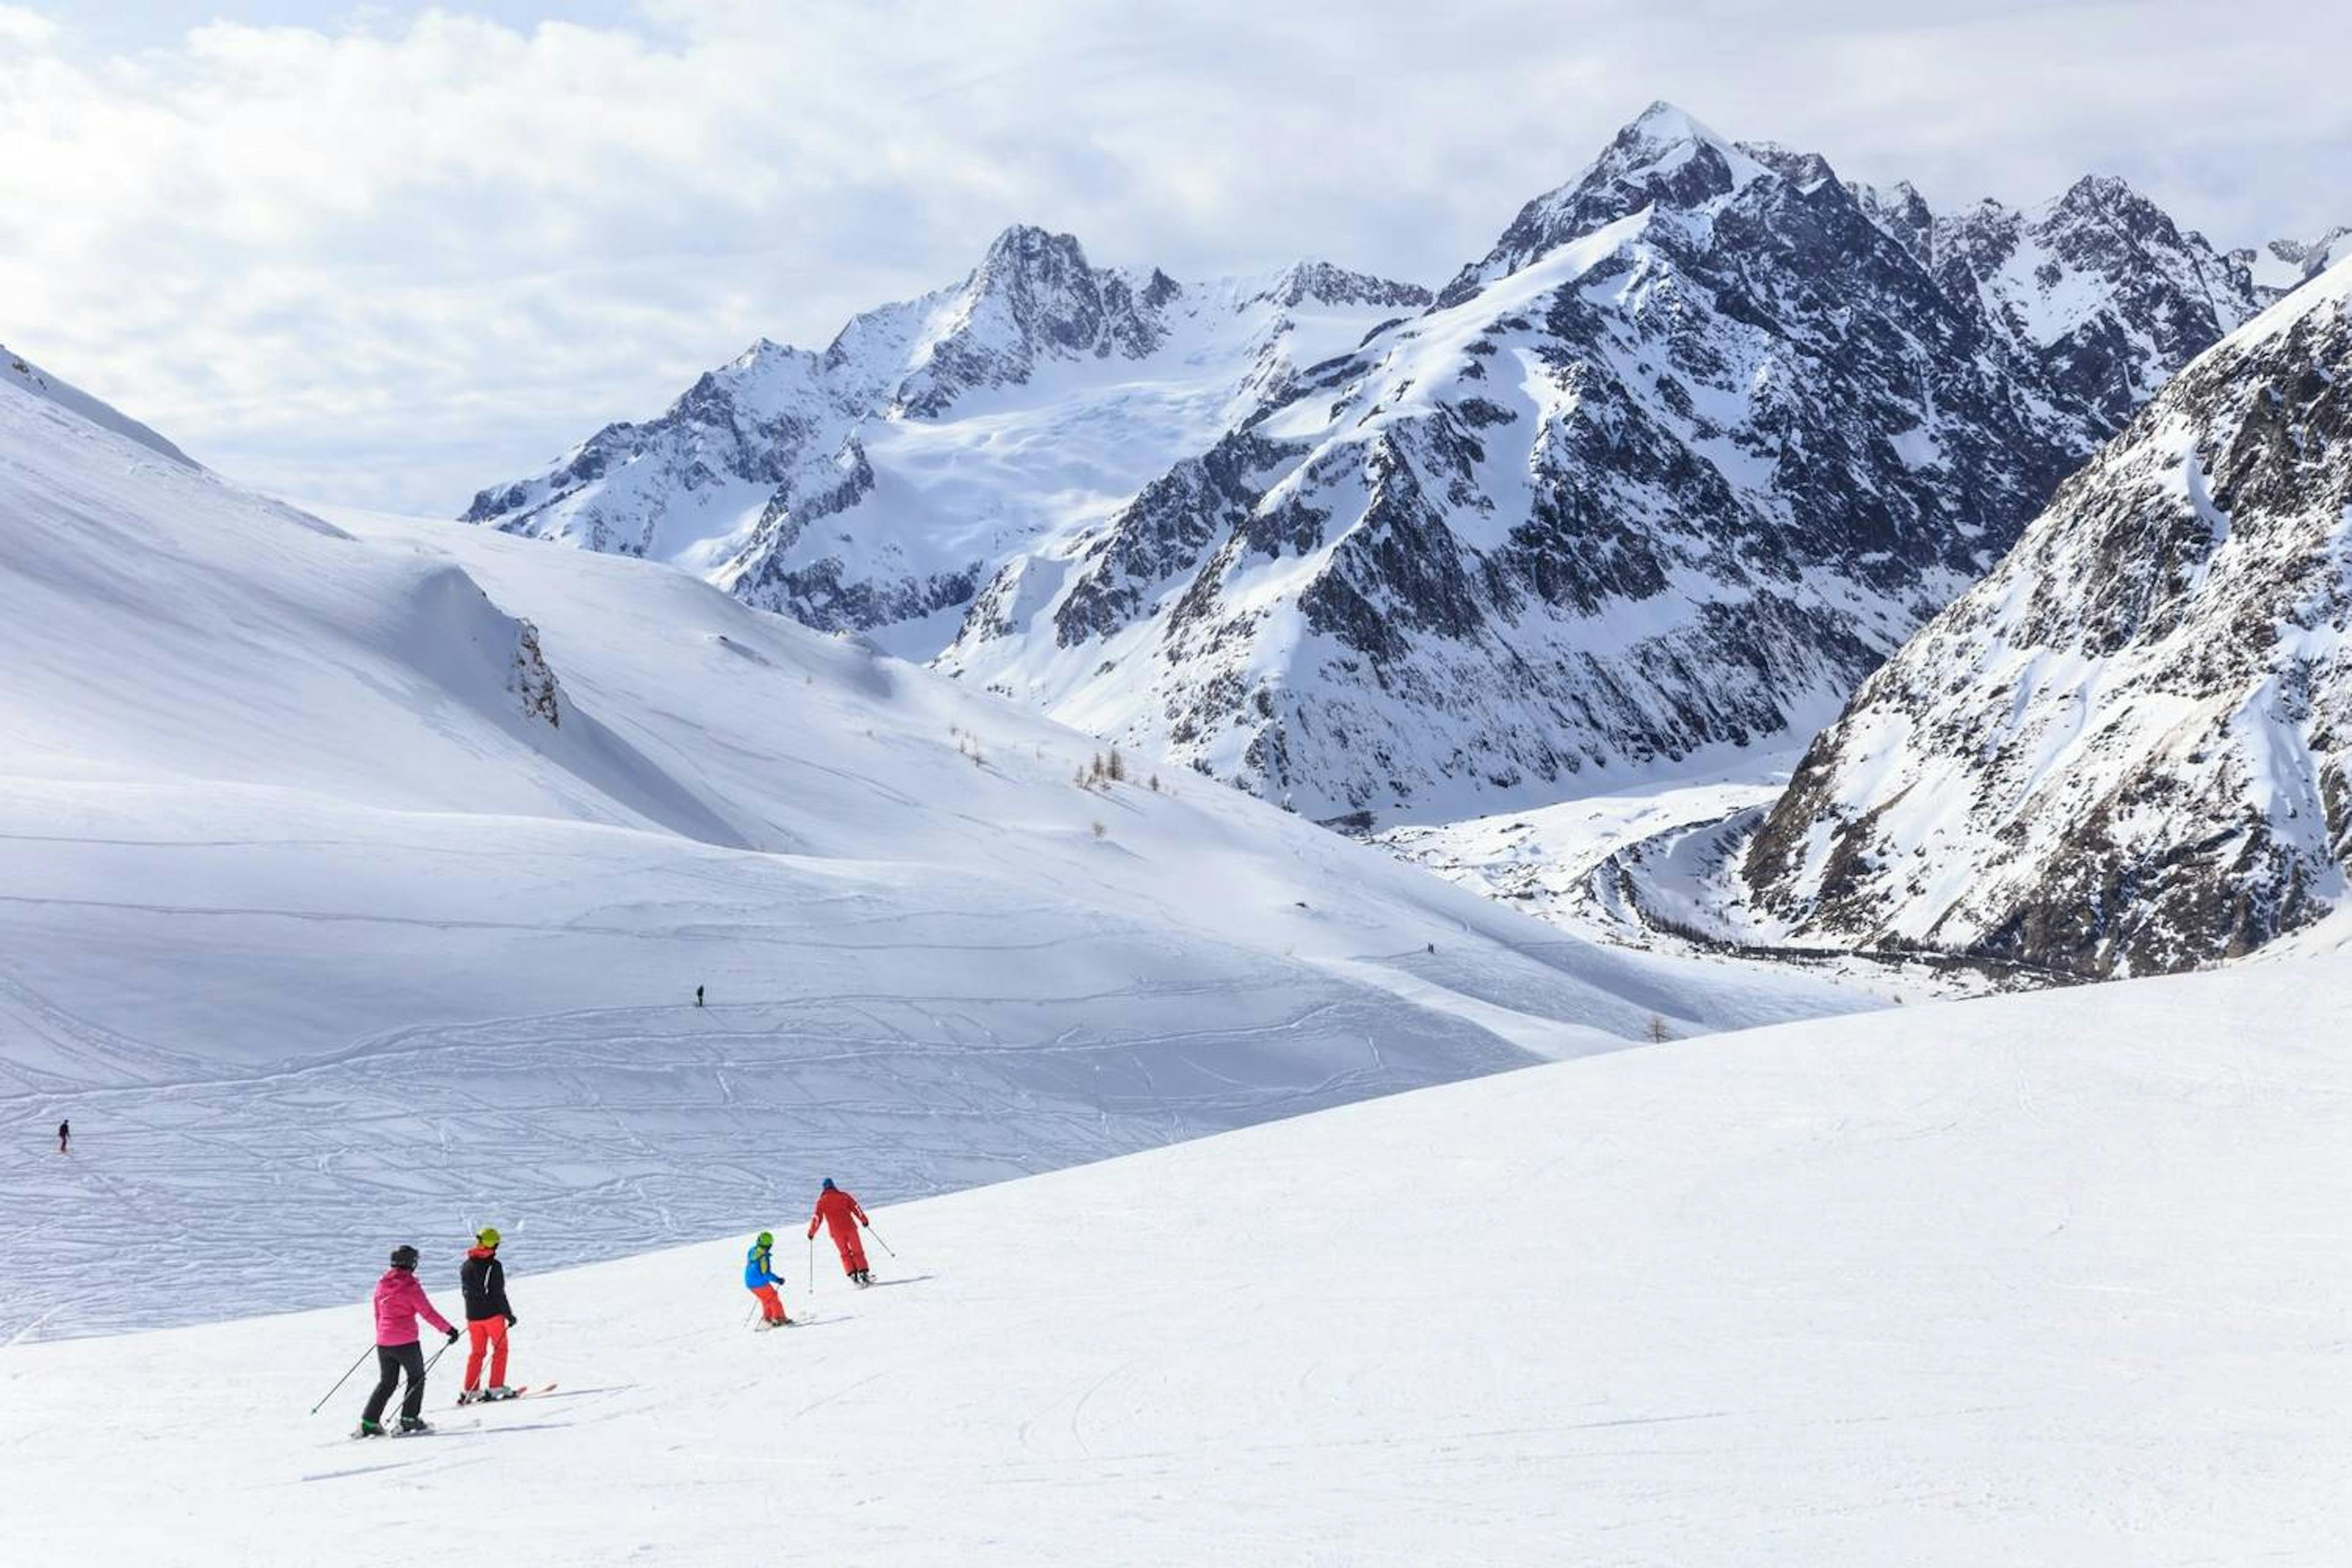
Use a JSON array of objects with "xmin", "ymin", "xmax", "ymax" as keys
[{"xmin": 5, "ymin": 962, "xmax": 2346, "ymax": 1562}]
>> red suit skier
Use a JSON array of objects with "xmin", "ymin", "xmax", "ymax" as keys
[{"xmin": 808, "ymin": 1178, "xmax": 873, "ymax": 1286}]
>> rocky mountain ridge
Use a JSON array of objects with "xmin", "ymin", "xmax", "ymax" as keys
[{"xmin": 1741, "ymin": 256, "xmax": 2352, "ymax": 975}]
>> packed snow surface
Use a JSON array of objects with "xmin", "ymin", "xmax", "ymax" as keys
[
  {"xmin": 0, "ymin": 358, "xmax": 1867, "ymax": 1340},
  {"xmin": 3, "ymin": 960, "xmax": 2344, "ymax": 1564}
]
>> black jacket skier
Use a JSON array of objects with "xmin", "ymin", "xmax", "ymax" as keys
[{"xmin": 460, "ymin": 1243, "xmax": 515, "ymax": 1323}]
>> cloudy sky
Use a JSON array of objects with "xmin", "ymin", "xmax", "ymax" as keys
[{"xmin": 2, "ymin": 1, "xmax": 2344, "ymax": 513}]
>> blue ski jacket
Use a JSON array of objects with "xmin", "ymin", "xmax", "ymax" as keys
[{"xmin": 744, "ymin": 1243, "xmax": 782, "ymax": 1289}]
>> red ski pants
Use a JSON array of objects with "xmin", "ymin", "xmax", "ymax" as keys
[
  {"xmin": 826, "ymin": 1225, "xmax": 869, "ymax": 1275},
  {"xmin": 464, "ymin": 1317, "xmax": 509, "ymax": 1390},
  {"xmin": 750, "ymin": 1283, "xmax": 787, "ymax": 1324}
]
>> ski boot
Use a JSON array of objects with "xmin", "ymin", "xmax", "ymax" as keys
[
  {"xmin": 399, "ymin": 1415, "xmax": 432, "ymax": 1436},
  {"xmin": 484, "ymin": 1385, "xmax": 516, "ymax": 1401},
  {"xmin": 456, "ymin": 1389, "xmax": 482, "ymax": 1406},
  {"xmin": 353, "ymin": 1418, "xmax": 386, "ymax": 1439}
]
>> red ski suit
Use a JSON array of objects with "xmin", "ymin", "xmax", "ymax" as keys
[{"xmin": 809, "ymin": 1188, "xmax": 870, "ymax": 1276}]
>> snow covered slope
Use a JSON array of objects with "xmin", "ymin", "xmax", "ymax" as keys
[
  {"xmin": 0, "ymin": 351, "xmax": 1866, "ymax": 1338},
  {"xmin": 1743, "ymin": 257, "xmax": 2352, "ymax": 975},
  {"xmin": 3, "ymin": 960, "xmax": 2343, "ymax": 1564},
  {"xmin": 4, "ymin": 340, "xmax": 196, "ymax": 467}
]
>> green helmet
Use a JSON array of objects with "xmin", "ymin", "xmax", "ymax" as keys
[
  {"xmin": 756, "ymin": 1231, "xmax": 773, "ymax": 1248},
  {"xmin": 476, "ymin": 1226, "xmax": 500, "ymax": 1248}
]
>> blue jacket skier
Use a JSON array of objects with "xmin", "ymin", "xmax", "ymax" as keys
[{"xmin": 744, "ymin": 1232, "xmax": 790, "ymax": 1327}]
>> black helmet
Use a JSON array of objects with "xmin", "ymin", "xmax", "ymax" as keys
[
  {"xmin": 822, "ymin": 1178, "xmax": 837, "ymax": 1191},
  {"xmin": 389, "ymin": 1244, "xmax": 420, "ymax": 1270}
]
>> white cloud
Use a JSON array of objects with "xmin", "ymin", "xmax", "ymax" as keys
[
  {"xmin": 1, "ymin": 1, "xmax": 2344, "ymax": 511},
  {"xmin": 0, "ymin": 5, "xmax": 55, "ymax": 48}
]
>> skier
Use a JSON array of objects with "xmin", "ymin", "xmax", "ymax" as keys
[
  {"xmin": 808, "ymin": 1178, "xmax": 874, "ymax": 1286},
  {"xmin": 358, "ymin": 1244, "xmax": 458, "ymax": 1436},
  {"xmin": 56, "ymin": 1119, "xmax": 69, "ymax": 1154},
  {"xmin": 695, "ymin": 984, "xmax": 704, "ymax": 1008},
  {"xmin": 743, "ymin": 1232, "xmax": 792, "ymax": 1328},
  {"xmin": 457, "ymin": 1227, "xmax": 519, "ymax": 1404}
]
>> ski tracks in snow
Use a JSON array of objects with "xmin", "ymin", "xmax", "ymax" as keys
[{"xmin": 0, "ymin": 981, "xmax": 1521, "ymax": 1338}]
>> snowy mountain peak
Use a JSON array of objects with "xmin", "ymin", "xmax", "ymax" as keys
[
  {"xmin": 731, "ymin": 336, "xmax": 796, "ymax": 368},
  {"xmin": 1848, "ymin": 179, "xmax": 1937, "ymax": 267},
  {"xmin": 1924, "ymin": 173, "xmax": 2266, "ymax": 439},
  {"xmin": 1616, "ymin": 99, "xmax": 1736, "ymax": 159},
  {"xmin": 2052, "ymin": 171, "xmax": 2142, "ymax": 216},
  {"xmin": 1251, "ymin": 259, "xmax": 1431, "ymax": 311},
  {"xmin": 1439, "ymin": 102, "xmax": 1776, "ymax": 305},
  {"xmin": 889, "ymin": 224, "xmax": 1180, "ymax": 417}
]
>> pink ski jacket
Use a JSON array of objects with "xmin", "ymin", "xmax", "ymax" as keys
[{"xmin": 373, "ymin": 1267, "xmax": 454, "ymax": 1346}]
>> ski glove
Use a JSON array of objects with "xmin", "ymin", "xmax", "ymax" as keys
[
  {"xmin": 445, "ymin": 1327, "xmax": 461, "ymax": 1344},
  {"xmin": 505, "ymin": 1313, "xmax": 518, "ymax": 1327}
]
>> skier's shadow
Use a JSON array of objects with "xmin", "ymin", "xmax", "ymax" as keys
[{"xmin": 852, "ymin": 1273, "xmax": 935, "ymax": 1289}]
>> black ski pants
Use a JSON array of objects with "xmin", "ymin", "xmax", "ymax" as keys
[{"xmin": 361, "ymin": 1341, "xmax": 428, "ymax": 1423}]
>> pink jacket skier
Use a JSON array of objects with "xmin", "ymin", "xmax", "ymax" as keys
[
  {"xmin": 374, "ymin": 1263, "xmax": 454, "ymax": 1346},
  {"xmin": 358, "ymin": 1243, "xmax": 458, "ymax": 1437}
]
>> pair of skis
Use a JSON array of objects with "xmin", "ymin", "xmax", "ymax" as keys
[
  {"xmin": 345, "ymin": 1385, "xmax": 556, "ymax": 1440},
  {"xmin": 456, "ymin": 1382, "xmax": 556, "ymax": 1406}
]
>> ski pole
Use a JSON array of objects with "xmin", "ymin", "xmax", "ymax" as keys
[
  {"xmin": 310, "ymin": 1342, "xmax": 375, "ymax": 1415},
  {"xmin": 808, "ymin": 1234, "xmax": 816, "ymax": 1297},
  {"xmin": 864, "ymin": 1224, "xmax": 897, "ymax": 1259}
]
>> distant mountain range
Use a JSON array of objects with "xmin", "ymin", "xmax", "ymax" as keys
[{"xmin": 467, "ymin": 102, "xmax": 2337, "ymax": 827}]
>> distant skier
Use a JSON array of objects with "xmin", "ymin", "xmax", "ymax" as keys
[
  {"xmin": 358, "ymin": 1244, "xmax": 458, "ymax": 1437},
  {"xmin": 457, "ymin": 1227, "xmax": 519, "ymax": 1404},
  {"xmin": 56, "ymin": 1119, "xmax": 69, "ymax": 1154},
  {"xmin": 695, "ymin": 984, "xmax": 704, "ymax": 1008},
  {"xmin": 809, "ymin": 1178, "xmax": 873, "ymax": 1286},
  {"xmin": 744, "ymin": 1232, "xmax": 791, "ymax": 1328}
]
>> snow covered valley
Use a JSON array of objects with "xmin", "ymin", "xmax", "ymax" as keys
[{"xmin": 4, "ymin": 962, "xmax": 2345, "ymax": 1562}]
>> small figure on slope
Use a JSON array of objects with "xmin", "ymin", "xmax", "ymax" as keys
[
  {"xmin": 809, "ymin": 1178, "xmax": 874, "ymax": 1286},
  {"xmin": 457, "ymin": 1227, "xmax": 520, "ymax": 1404},
  {"xmin": 744, "ymin": 1231, "xmax": 792, "ymax": 1328},
  {"xmin": 56, "ymin": 1118, "xmax": 69, "ymax": 1155},
  {"xmin": 357, "ymin": 1244, "xmax": 458, "ymax": 1436},
  {"xmin": 695, "ymin": 984, "xmax": 704, "ymax": 1008}
]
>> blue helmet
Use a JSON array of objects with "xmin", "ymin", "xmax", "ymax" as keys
[{"xmin": 821, "ymin": 1178, "xmax": 837, "ymax": 1191}]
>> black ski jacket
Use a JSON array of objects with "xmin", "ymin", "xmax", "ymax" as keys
[{"xmin": 459, "ymin": 1249, "xmax": 514, "ymax": 1322}]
